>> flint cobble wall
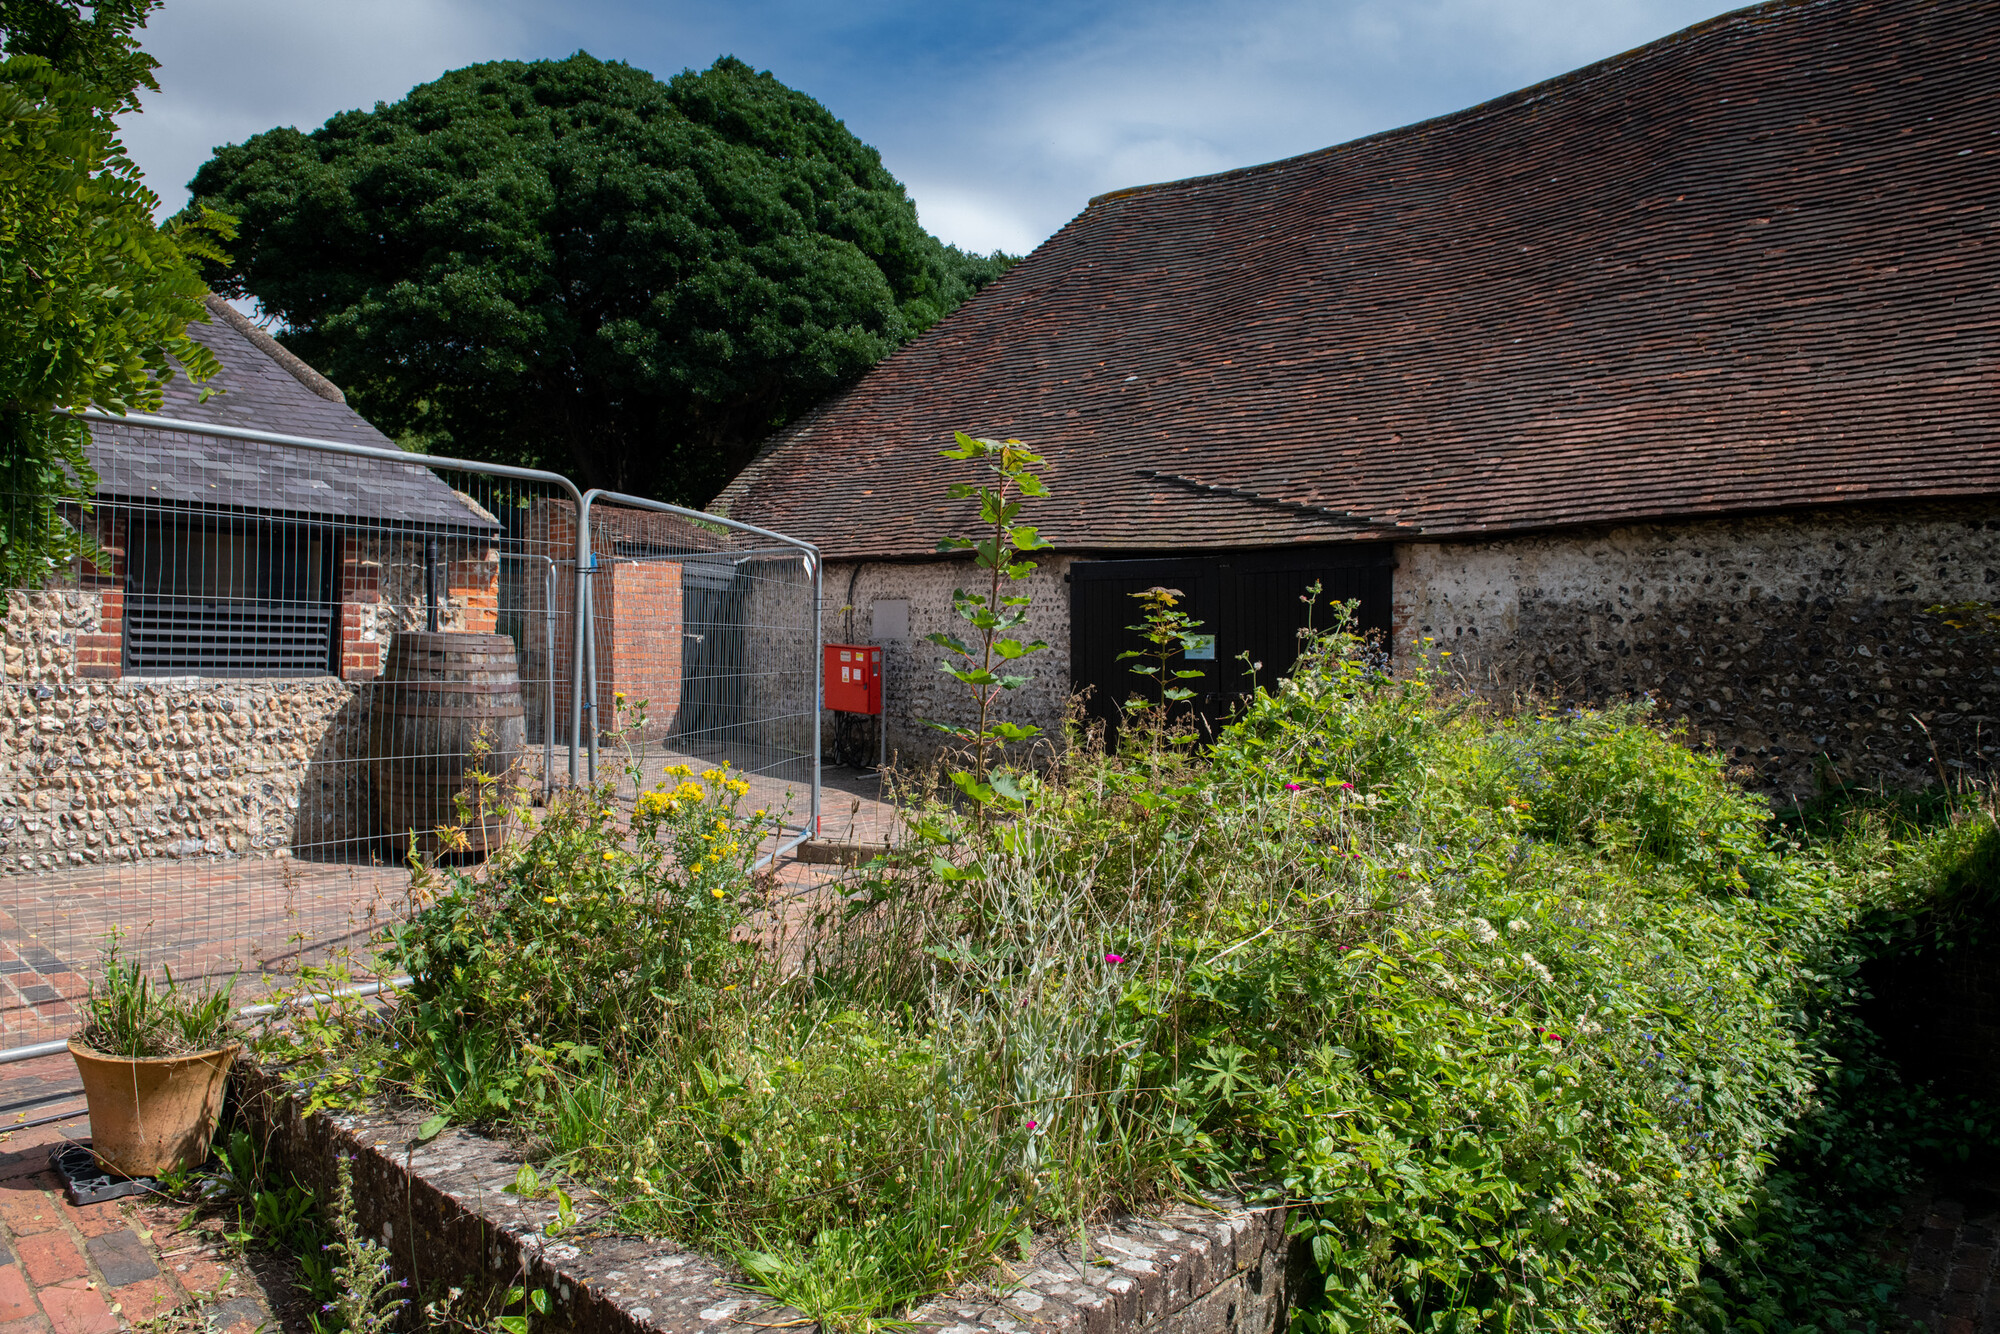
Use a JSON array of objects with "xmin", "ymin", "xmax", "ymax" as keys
[
  {"xmin": 1393, "ymin": 502, "xmax": 2000, "ymax": 795},
  {"xmin": 820, "ymin": 556, "xmax": 1076, "ymax": 770},
  {"xmin": 1, "ymin": 590, "xmax": 369, "ymax": 875}
]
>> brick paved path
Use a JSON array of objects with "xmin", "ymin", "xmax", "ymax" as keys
[
  {"xmin": 0, "ymin": 1114, "xmax": 278, "ymax": 1334},
  {"xmin": 3, "ymin": 859, "xmax": 410, "ymax": 1052},
  {"xmin": 1894, "ymin": 1169, "xmax": 2000, "ymax": 1332}
]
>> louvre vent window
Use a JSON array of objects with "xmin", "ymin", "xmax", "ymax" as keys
[{"xmin": 124, "ymin": 514, "xmax": 337, "ymax": 677}]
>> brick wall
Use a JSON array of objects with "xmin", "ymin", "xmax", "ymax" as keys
[
  {"xmin": 338, "ymin": 537, "xmax": 382, "ymax": 681},
  {"xmin": 72, "ymin": 510, "xmax": 125, "ymax": 681},
  {"xmin": 598, "ymin": 558, "xmax": 683, "ymax": 738},
  {"xmin": 527, "ymin": 499, "xmax": 709, "ymax": 744},
  {"xmin": 336, "ymin": 532, "xmax": 501, "ymax": 683}
]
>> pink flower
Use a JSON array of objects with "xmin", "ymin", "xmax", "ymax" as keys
[
  {"xmin": 1104, "ymin": 953, "xmax": 1125, "ymax": 964},
  {"xmin": 1284, "ymin": 782, "xmax": 1304, "ymax": 792},
  {"xmin": 1338, "ymin": 782, "xmax": 1355, "ymax": 791},
  {"xmin": 1026, "ymin": 1119, "xmax": 1038, "ymax": 1129}
]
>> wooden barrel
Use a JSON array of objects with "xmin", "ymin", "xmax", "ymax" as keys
[{"xmin": 369, "ymin": 631, "xmax": 527, "ymax": 856}]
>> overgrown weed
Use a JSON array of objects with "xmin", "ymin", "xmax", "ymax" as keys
[{"xmin": 265, "ymin": 619, "xmax": 1992, "ymax": 1332}]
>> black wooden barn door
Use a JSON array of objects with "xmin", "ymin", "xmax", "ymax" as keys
[{"xmin": 1069, "ymin": 546, "xmax": 1392, "ymax": 740}]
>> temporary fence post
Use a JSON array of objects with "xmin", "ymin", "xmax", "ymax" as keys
[
  {"xmin": 812, "ymin": 553, "xmax": 823, "ymax": 840},
  {"xmin": 569, "ymin": 516, "xmax": 592, "ymax": 787},
  {"xmin": 542, "ymin": 557, "xmax": 556, "ymax": 802},
  {"xmin": 584, "ymin": 573, "xmax": 601, "ymax": 784}
]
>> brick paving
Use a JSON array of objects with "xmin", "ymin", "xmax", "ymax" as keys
[
  {"xmin": 3, "ymin": 859, "xmax": 411, "ymax": 1053},
  {"xmin": 0, "ymin": 1114, "xmax": 278, "ymax": 1334},
  {"xmin": 2, "ymin": 756, "xmax": 902, "ymax": 1056},
  {"xmin": 1894, "ymin": 1168, "xmax": 2000, "ymax": 1333}
]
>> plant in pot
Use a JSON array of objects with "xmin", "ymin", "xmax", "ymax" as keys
[{"xmin": 68, "ymin": 939, "xmax": 240, "ymax": 1178}]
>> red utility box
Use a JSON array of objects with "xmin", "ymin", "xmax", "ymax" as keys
[{"xmin": 824, "ymin": 643, "xmax": 883, "ymax": 714}]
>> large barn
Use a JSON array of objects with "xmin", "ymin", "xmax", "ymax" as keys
[{"xmin": 715, "ymin": 0, "xmax": 2000, "ymax": 795}]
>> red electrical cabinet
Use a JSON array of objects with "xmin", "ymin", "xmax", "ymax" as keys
[{"xmin": 824, "ymin": 643, "xmax": 882, "ymax": 714}]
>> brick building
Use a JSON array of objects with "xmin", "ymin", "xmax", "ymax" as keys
[
  {"xmin": 0, "ymin": 297, "xmax": 501, "ymax": 874},
  {"xmin": 715, "ymin": 0, "xmax": 2000, "ymax": 795}
]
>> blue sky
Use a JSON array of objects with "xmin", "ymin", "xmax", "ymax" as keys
[{"xmin": 120, "ymin": 0, "xmax": 1745, "ymax": 257}]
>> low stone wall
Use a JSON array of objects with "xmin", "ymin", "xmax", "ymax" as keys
[
  {"xmin": 1393, "ymin": 501, "xmax": 2000, "ymax": 796},
  {"xmin": 234, "ymin": 1060, "xmax": 1306, "ymax": 1334},
  {"xmin": 1, "ymin": 590, "xmax": 371, "ymax": 875}
]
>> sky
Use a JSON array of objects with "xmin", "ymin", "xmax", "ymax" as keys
[{"xmin": 119, "ymin": 0, "xmax": 1747, "ymax": 259}]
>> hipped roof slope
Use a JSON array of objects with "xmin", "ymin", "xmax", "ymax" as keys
[
  {"xmin": 715, "ymin": 0, "xmax": 2000, "ymax": 559},
  {"xmin": 87, "ymin": 297, "xmax": 495, "ymax": 532}
]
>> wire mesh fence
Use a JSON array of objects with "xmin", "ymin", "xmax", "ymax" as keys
[
  {"xmin": 575, "ymin": 491, "xmax": 821, "ymax": 855},
  {"xmin": 1, "ymin": 415, "xmax": 818, "ymax": 1057}
]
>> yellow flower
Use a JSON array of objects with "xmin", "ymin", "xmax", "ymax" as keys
[
  {"xmin": 711, "ymin": 887, "xmax": 726, "ymax": 899},
  {"xmin": 602, "ymin": 851, "xmax": 615, "ymax": 861},
  {"xmin": 543, "ymin": 896, "xmax": 559, "ymax": 904},
  {"xmin": 665, "ymin": 764, "xmax": 693, "ymax": 778},
  {"xmin": 689, "ymin": 860, "xmax": 703, "ymax": 873}
]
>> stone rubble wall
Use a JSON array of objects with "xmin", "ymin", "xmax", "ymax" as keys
[
  {"xmin": 0, "ymin": 589, "xmax": 370, "ymax": 875},
  {"xmin": 816, "ymin": 556, "xmax": 1077, "ymax": 772},
  {"xmin": 235, "ymin": 1058, "xmax": 1307, "ymax": 1334},
  {"xmin": 1393, "ymin": 501, "xmax": 2000, "ymax": 795}
]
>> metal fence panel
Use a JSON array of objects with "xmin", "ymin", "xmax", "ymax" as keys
[
  {"xmin": 574, "ymin": 491, "xmax": 821, "ymax": 863},
  {"xmin": 3, "ymin": 417, "xmax": 823, "ymax": 1059}
]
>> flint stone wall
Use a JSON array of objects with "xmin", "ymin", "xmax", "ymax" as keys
[
  {"xmin": 1393, "ymin": 501, "xmax": 2000, "ymax": 795},
  {"xmin": 234, "ymin": 1059, "xmax": 1307, "ymax": 1334},
  {"xmin": 1, "ymin": 590, "xmax": 369, "ymax": 875},
  {"xmin": 819, "ymin": 556, "xmax": 1077, "ymax": 771}
]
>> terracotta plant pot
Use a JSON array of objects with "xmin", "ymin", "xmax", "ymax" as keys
[{"xmin": 68, "ymin": 1039, "xmax": 240, "ymax": 1178}]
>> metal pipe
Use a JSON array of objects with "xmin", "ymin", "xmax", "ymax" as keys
[
  {"xmin": 584, "ymin": 572, "xmax": 601, "ymax": 783},
  {"xmin": 72, "ymin": 408, "xmax": 590, "ymax": 788},
  {"xmin": 0, "ymin": 975, "xmax": 414, "ymax": 1064},
  {"xmin": 570, "ymin": 540, "xmax": 591, "ymax": 789},
  {"xmin": 425, "ymin": 537, "xmax": 440, "ymax": 633},
  {"xmin": 543, "ymin": 557, "xmax": 556, "ymax": 801},
  {"xmin": 811, "ymin": 550, "xmax": 822, "ymax": 840}
]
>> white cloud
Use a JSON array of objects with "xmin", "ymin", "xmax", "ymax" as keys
[
  {"xmin": 906, "ymin": 182, "xmax": 1046, "ymax": 258},
  {"xmin": 112, "ymin": 0, "xmax": 1743, "ymax": 251},
  {"xmin": 120, "ymin": 0, "xmax": 535, "ymax": 212},
  {"xmin": 872, "ymin": 0, "xmax": 1735, "ymax": 251}
]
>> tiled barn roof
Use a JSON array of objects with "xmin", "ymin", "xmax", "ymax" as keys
[
  {"xmin": 714, "ymin": 0, "xmax": 2000, "ymax": 559},
  {"xmin": 86, "ymin": 297, "xmax": 496, "ymax": 532}
]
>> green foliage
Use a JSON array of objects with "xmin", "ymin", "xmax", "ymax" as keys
[
  {"xmin": 923, "ymin": 431, "xmax": 1052, "ymax": 815},
  {"xmin": 0, "ymin": 0, "xmax": 161, "ymax": 105},
  {"xmin": 1, "ymin": 0, "xmax": 227, "ymax": 598},
  {"xmin": 1120, "ymin": 584, "xmax": 1207, "ymax": 711},
  {"xmin": 185, "ymin": 54, "xmax": 1014, "ymax": 502},
  {"xmin": 276, "ymin": 617, "xmax": 1991, "ymax": 1332},
  {"xmin": 1924, "ymin": 600, "xmax": 2000, "ymax": 635},
  {"xmin": 316, "ymin": 1154, "xmax": 408, "ymax": 1334},
  {"xmin": 382, "ymin": 764, "xmax": 764, "ymax": 1120},
  {"xmin": 77, "ymin": 933, "xmax": 237, "ymax": 1057}
]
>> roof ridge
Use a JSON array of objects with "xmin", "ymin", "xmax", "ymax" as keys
[
  {"xmin": 1087, "ymin": 0, "xmax": 1833, "ymax": 209},
  {"xmin": 202, "ymin": 294, "xmax": 347, "ymax": 405}
]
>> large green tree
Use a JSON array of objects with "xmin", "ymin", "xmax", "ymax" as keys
[
  {"xmin": 188, "ymin": 54, "xmax": 1012, "ymax": 503},
  {"xmin": 1, "ymin": 0, "xmax": 224, "ymax": 597}
]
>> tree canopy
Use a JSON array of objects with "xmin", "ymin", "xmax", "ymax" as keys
[
  {"xmin": 188, "ymin": 53, "xmax": 1014, "ymax": 504},
  {"xmin": 1, "ymin": 0, "xmax": 224, "ymax": 597}
]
